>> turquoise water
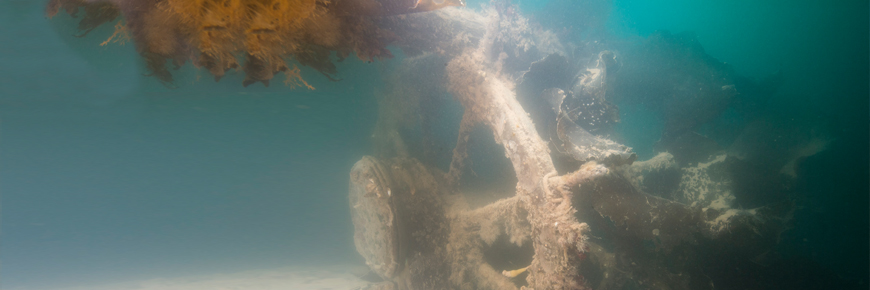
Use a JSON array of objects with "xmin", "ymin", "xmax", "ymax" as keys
[
  {"xmin": 1, "ymin": 0, "xmax": 867, "ymax": 289},
  {"xmin": 2, "ymin": 3, "xmax": 383, "ymax": 287},
  {"xmin": 611, "ymin": 1, "xmax": 868, "ymax": 285}
]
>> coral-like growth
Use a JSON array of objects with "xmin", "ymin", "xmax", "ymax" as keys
[
  {"xmin": 344, "ymin": 4, "xmax": 795, "ymax": 289},
  {"xmin": 46, "ymin": 0, "xmax": 462, "ymax": 86}
]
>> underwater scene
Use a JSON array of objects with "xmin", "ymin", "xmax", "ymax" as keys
[{"xmin": 1, "ymin": 0, "xmax": 867, "ymax": 289}]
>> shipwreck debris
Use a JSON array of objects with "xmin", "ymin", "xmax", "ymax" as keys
[{"xmin": 49, "ymin": 1, "xmax": 800, "ymax": 289}]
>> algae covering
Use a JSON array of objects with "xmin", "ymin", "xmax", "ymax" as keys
[{"xmin": 48, "ymin": 1, "xmax": 815, "ymax": 289}]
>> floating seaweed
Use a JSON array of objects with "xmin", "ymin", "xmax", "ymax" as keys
[{"xmin": 46, "ymin": 0, "xmax": 464, "ymax": 87}]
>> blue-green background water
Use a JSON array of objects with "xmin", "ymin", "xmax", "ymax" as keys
[
  {"xmin": 1, "ymin": 0, "xmax": 867, "ymax": 289},
  {"xmin": 2, "ymin": 4, "xmax": 384, "ymax": 287}
]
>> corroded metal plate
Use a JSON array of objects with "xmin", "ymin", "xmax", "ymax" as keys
[{"xmin": 349, "ymin": 156, "xmax": 400, "ymax": 280}]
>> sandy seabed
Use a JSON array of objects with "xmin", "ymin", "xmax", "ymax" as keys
[{"xmin": 46, "ymin": 264, "xmax": 372, "ymax": 290}]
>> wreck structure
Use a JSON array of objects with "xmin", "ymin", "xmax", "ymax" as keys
[
  {"xmin": 347, "ymin": 8, "xmax": 794, "ymax": 289},
  {"xmin": 50, "ymin": 1, "xmax": 794, "ymax": 289}
]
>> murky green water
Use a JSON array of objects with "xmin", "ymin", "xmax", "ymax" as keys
[{"xmin": 1, "ymin": 0, "xmax": 866, "ymax": 289}]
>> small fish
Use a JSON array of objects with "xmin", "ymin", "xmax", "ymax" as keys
[
  {"xmin": 502, "ymin": 266, "xmax": 529, "ymax": 278},
  {"xmin": 410, "ymin": 0, "xmax": 464, "ymax": 12},
  {"xmin": 334, "ymin": 0, "xmax": 464, "ymax": 16}
]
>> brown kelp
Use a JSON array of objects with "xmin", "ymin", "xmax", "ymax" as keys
[{"xmin": 46, "ymin": 0, "xmax": 463, "ymax": 87}]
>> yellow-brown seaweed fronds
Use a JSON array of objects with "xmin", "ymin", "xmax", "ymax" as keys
[
  {"xmin": 284, "ymin": 64, "xmax": 315, "ymax": 90},
  {"xmin": 46, "ymin": 0, "xmax": 121, "ymax": 37},
  {"xmin": 46, "ymin": 0, "xmax": 85, "ymax": 18},
  {"xmin": 47, "ymin": 0, "xmax": 448, "ymax": 87},
  {"xmin": 165, "ymin": 0, "xmax": 247, "ymax": 81},
  {"xmin": 100, "ymin": 21, "xmax": 130, "ymax": 46}
]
